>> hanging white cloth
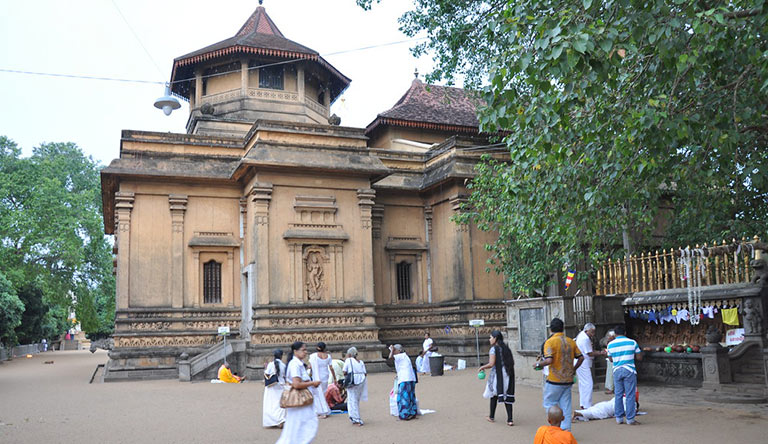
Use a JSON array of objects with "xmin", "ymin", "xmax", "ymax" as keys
[
  {"xmin": 262, "ymin": 360, "xmax": 287, "ymax": 428},
  {"xmin": 275, "ymin": 357, "xmax": 318, "ymax": 444}
]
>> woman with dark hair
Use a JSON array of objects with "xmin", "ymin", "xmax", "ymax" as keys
[
  {"xmin": 263, "ymin": 349, "xmax": 287, "ymax": 428},
  {"xmin": 478, "ymin": 330, "xmax": 516, "ymax": 426},
  {"xmin": 309, "ymin": 342, "xmax": 335, "ymax": 418},
  {"xmin": 276, "ymin": 341, "xmax": 321, "ymax": 444}
]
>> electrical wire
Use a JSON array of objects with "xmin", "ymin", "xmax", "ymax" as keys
[
  {"xmin": 0, "ymin": 36, "xmax": 427, "ymax": 87},
  {"xmin": 111, "ymin": 0, "xmax": 165, "ymax": 80}
]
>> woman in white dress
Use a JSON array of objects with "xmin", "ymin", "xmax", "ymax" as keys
[
  {"xmin": 263, "ymin": 349, "xmax": 287, "ymax": 428},
  {"xmin": 342, "ymin": 346, "xmax": 368, "ymax": 426},
  {"xmin": 308, "ymin": 342, "xmax": 336, "ymax": 418},
  {"xmin": 419, "ymin": 332, "xmax": 434, "ymax": 373},
  {"xmin": 276, "ymin": 341, "xmax": 321, "ymax": 444}
]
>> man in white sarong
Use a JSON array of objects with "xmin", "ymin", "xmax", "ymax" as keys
[
  {"xmin": 575, "ymin": 323, "xmax": 602, "ymax": 409},
  {"xmin": 419, "ymin": 332, "xmax": 434, "ymax": 374}
]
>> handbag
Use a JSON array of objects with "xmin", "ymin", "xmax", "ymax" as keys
[
  {"xmin": 343, "ymin": 372, "xmax": 356, "ymax": 388},
  {"xmin": 280, "ymin": 387, "xmax": 314, "ymax": 408},
  {"xmin": 264, "ymin": 373, "xmax": 279, "ymax": 387}
]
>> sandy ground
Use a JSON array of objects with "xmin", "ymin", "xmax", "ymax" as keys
[{"xmin": 1, "ymin": 351, "xmax": 767, "ymax": 444}]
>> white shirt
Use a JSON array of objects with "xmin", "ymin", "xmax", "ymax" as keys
[
  {"xmin": 286, "ymin": 356, "xmax": 310, "ymax": 382},
  {"xmin": 422, "ymin": 338, "xmax": 433, "ymax": 352},
  {"xmin": 343, "ymin": 357, "xmax": 367, "ymax": 386},
  {"xmin": 393, "ymin": 353, "xmax": 415, "ymax": 382},
  {"xmin": 575, "ymin": 331, "xmax": 594, "ymax": 367}
]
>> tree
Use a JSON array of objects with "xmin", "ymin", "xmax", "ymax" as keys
[
  {"xmin": 0, "ymin": 271, "xmax": 24, "ymax": 347},
  {"xmin": 0, "ymin": 136, "xmax": 115, "ymax": 340},
  {"xmin": 360, "ymin": 1, "xmax": 768, "ymax": 292}
]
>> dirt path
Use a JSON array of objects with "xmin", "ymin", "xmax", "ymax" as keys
[{"xmin": 1, "ymin": 351, "xmax": 766, "ymax": 443}]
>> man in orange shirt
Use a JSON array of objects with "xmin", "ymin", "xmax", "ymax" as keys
[
  {"xmin": 534, "ymin": 406, "xmax": 578, "ymax": 444},
  {"xmin": 533, "ymin": 318, "xmax": 583, "ymax": 431}
]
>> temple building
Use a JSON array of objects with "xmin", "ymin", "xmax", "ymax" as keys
[{"xmin": 100, "ymin": 4, "xmax": 507, "ymax": 380}]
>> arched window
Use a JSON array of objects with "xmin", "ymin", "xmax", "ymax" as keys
[
  {"xmin": 203, "ymin": 260, "xmax": 222, "ymax": 304},
  {"xmin": 396, "ymin": 261, "xmax": 411, "ymax": 301}
]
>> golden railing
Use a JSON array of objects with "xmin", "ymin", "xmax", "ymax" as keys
[{"xmin": 595, "ymin": 236, "xmax": 766, "ymax": 295}]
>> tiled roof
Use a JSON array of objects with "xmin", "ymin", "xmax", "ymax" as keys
[
  {"xmin": 170, "ymin": 6, "xmax": 350, "ymax": 101},
  {"xmin": 175, "ymin": 7, "xmax": 318, "ymax": 63},
  {"xmin": 366, "ymin": 79, "xmax": 481, "ymax": 135}
]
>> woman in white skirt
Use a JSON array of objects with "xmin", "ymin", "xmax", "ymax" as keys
[
  {"xmin": 342, "ymin": 347, "xmax": 368, "ymax": 426},
  {"xmin": 276, "ymin": 341, "xmax": 321, "ymax": 444},
  {"xmin": 262, "ymin": 349, "xmax": 287, "ymax": 428},
  {"xmin": 308, "ymin": 342, "xmax": 336, "ymax": 418}
]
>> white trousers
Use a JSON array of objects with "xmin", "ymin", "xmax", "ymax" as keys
[
  {"xmin": 576, "ymin": 364, "xmax": 593, "ymax": 408},
  {"xmin": 347, "ymin": 385, "xmax": 364, "ymax": 424}
]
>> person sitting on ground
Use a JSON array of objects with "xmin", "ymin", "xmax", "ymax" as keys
[
  {"xmin": 325, "ymin": 379, "xmax": 347, "ymax": 412},
  {"xmin": 217, "ymin": 362, "xmax": 244, "ymax": 383},
  {"xmin": 534, "ymin": 406, "xmax": 578, "ymax": 444}
]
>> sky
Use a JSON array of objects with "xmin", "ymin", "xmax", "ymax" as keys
[{"xmin": 0, "ymin": 0, "xmax": 436, "ymax": 165}]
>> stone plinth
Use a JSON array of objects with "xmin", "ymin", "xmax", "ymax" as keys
[{"xmin": 701, "ymin": 344, "xmax": 732, "ymax": 390}]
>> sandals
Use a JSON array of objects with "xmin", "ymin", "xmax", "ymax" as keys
[
  {"xmin": 486, "ymin": 417, "xmax": 495, "ymax": 423},
  {"xmin": 507, "ymin": 421, "xmax": 515, "ymax": 426}
]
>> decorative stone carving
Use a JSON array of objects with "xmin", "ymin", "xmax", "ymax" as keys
[
  {"xmin": 372, "ymin": 205, "xmax": 384, "ymax": 240},
  {"xmin": 741, "ymin": 298, "xmax": 763, "ymax": 335},
  {"xmin": 251, "ymin": 330, "xmax": 378, "ymax": 345},
  {"xmin": 269, "ymin": 316, "xmax": 364, "ymax": 327},
  {"xmin": 357, "ymin": 189, "xmax": 375, "ymax": 230},
  {"xmin": 750, "ymin": 258, "xmax": 768, "ymax": 287},
  {"xmin": 705, "ymin": 325, "xmax": 723, "ymax": 344},
  {"xmin": 449, "ymin": 194, "xmax": 469, "ymax": 232},
  {"xmin": 114, "ymin": 335, "xmax": 219, "ymax": 348},
  {"xmin": 304, "ymin": 247, "xmax": 327, "ymax": 301}
]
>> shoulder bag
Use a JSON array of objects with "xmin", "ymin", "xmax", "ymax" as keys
[
  {"xmin": 264, "ymin": 373, "xmax": 279, "ymax": 387},
  {"xmin": 280, "ymin": 386, "xmax": 314, "ymax": 408}
]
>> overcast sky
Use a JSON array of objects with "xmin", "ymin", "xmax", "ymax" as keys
[{"xmin": 0, "ymin": 0, "xmax": 436, "ymax": 165}]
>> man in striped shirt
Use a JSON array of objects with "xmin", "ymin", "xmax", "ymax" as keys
[{"xmin": 606, "ymin": 325, "xmax": 643, "ymax": 425}]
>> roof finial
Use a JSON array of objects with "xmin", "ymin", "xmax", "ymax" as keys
[{"xmin": 414, "ymin": 67, "xmax": 419, "ymax": 79}]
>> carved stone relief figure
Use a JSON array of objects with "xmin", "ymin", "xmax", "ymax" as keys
[
  {"xmin": 303, "ymin": 246, "xmax": 328, "ymax": 301},
  {"xmin": 741, "ymin": 298, "xmax": 763, "ymax": 335}
]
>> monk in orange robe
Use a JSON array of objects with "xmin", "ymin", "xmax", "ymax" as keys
[
  {"xmin": 534, "ymin": 406, "xmax": 578, "ymax": 444},
  {"xmin": 218, "ymin": 362, "xmax": 244, "ymax": 383}
]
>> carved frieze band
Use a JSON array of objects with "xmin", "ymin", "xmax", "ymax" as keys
[
  {"xmin": 123, "ymin": 310, "xmax": 241, "ymax": 319},
  {"xmin": 379, "ymin": 326, "xmax": 496, "ymax": 339},
  {"xmin": 267, "ymin": 307, "xmax": 366, "ymax": 315},
  {"xmin": 269, "ymin": 316, "xmax": 364, "ymax": 327},
  {"xmin": 122, "ymin": 320, "xmax": 241, "ymax": 331},
  {"xmin": 114, "ymin": 335, "xmax": 218, "ymax": 348},
  {"xmin": 252, "ymin": 330, "xmax": 378, "ymax": 345}
]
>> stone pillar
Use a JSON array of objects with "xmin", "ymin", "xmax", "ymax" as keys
[
  {"xmin": 169, "ymin": 194, "xmax": 187, "ymax": 308},
  {"xmin": 250, "ymin": 183, "xmax": 273, "ymax": 306},
  {"xmin": 297, "ymin": 65, "xmax": 305, "ymax": 102},
  {"xmin": 371, "ymin": 205, "xmax": 384, "ymax": 241},
  {"xmin": 389, "ymin": 253, "xmax": 397, "ymax": 305},
  {"xmin": 227, "ymin": 251, "xmax": 235, "ymax": 308},
  {"xmin": 240, "ymin": 58, "xmax": 248, "ymax": 97},
  {"xmin": 115, "ymin": 192, "xmax": 135, "ymax": 310},
  {"xmin": 323, "ymin": 83, "xmax": 331, "ymax": 108},
  {"xmin": 192, "ymin": 251, "xmax": 200, "ymax": 308},
  {"xmin": 701, "ymin": 328, "xmax": 732, "ymax": 390},
  {"xmin": 450, "ymin": 194, "xmax": 474, "ymax": 301},
  {"xmin": 194, "ymin": 69, "xmax": 203, "ymax": 105},
  {"xmin": 424, "ymin": 205, "xmax": 433, "ymax": 304},
  {"xmin": 358, "ymin": 189, "xmax": 376, "ymax": 303}
]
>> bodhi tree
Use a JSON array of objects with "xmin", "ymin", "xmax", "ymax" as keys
[
  {"xmin": 0, "ymin": 136, "xmax": 115, "ymax": 343},
  {"xmin": 359, "ymin": 0, "xmax": 768, "ymax": 293}
]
